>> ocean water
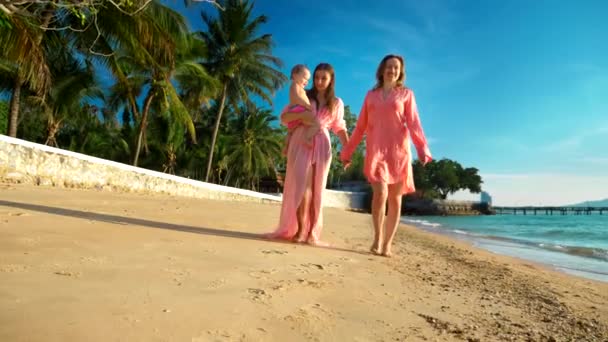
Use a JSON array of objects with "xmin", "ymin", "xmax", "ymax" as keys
[{"xmin": 401, "ymin": 214, "xmax": 608, "ymax": 282}]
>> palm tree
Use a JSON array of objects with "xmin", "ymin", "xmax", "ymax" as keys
[
  {"xmin": 90, "ymin": 1, "xmax": 217, "ymax": 165},
  {"xmin": 0, "ymin": 100, "xmax": 8, "ymax": 134},
  {"xmin": 70, "ymin": 1, "xmax": 206, "ymax": 166},
  {"xmin": 59, "ymin": 104, "xmax": 130, "ymax": 162},
  {"xmin": 0, "ymin": 3, "xmax": 55, "ymax": 137},
  {"xmin": 31, "ymin": 56, "xmax": 103, "ymax": 147},
  {"xmin": 197, "ymin": 0, "xmax": 287, "ymax": 182},
  {"xmin": 221, "ymin": 102, "xmax": 283, "ymax": 190}
]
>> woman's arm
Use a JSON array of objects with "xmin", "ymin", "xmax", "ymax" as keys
[
  {"xmin": 340, "ymin": 93, "xmax": 369, "ymax": 162},
  {"xmin": 329, "ymin": 99, "xmax": 350, "ymax": 146},
  {"xmin": 405, "ymin": 90, "xmax": 432, "ymax": 165},
  {"xmin": 337, "ymin": 129, "xmax": 349, "ymax": 147}
]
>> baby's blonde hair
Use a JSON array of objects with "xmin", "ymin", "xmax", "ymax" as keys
[{"xmin": 290, "ymin": 64, "xmax": 308, "ymax": 80}]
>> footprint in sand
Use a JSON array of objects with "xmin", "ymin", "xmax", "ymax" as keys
[
  {"xmin": 206, "ymin": 278, "xmax": 226, "ymax": 289},
  {"xmin": 283, "ymin": 304, "xmax": 336, "ymax": 335},
  {"xmin": 248, "ymin": 288, "xmax": 272, "ymax": 303},
  {"xmin": 0, "ymin": 264, "xmax": 30, "ymax": 273},
  {"xmin": 267, "ymin": 278, "xmax": 327, "ymax": 293},
  {"xmin": 296, "ymin": 278, "xmax": 327, "ymax": 289},
  {"xmin": 261, "ymin": 249, "xmax": 288, "ymax": 255},
  {"xmin": 162, "ymin": 268, "xmax": 193, "ymax": 286},
  {"xmin": 54, "ymin": 270, "xmax": 82, "ymax": 277},
  {"xmin": 297, "ymin": 263, "xmax": 326, "ymax": 271},
  {"xmin": 201, "ymin": 248, "xmax": 219, "ymax": 255},
  {"xmin": 248, "ymin": 268, "xmax": 279, "ymax": 280},
  {"xmin": 200, "ymin": 330, "xmax": 231, "ymax": 341},
  {"xmin": 79, "ymin": 256, "xmax": 108, "ymax": 265},
  {"xmin": 269, "ymin": 280, "xmax": 290, "ymax": 291},
  {"xmin": 289, "ymin": 262, "xmax": 343, "ymax": 277},
  {"xmin": 8, "ymin": 212, "xmax": 30, "ymax": 217}
]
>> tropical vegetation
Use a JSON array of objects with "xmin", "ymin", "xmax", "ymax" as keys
[{"xmin": 1, "ymin": 0, "xmax": 480, "ymax": 199}]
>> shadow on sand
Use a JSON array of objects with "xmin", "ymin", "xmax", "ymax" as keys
[{"xmin": 0, "ymin": 199, "xmax": 368, "ymax": 256}]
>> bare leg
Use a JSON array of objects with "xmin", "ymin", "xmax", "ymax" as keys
[
  {"xmin": 370, "ymin": 182, "xmax": 388, "ymax": 255},
  {"xmin": 294, "ymin": 165, "xmax": 313, "ymax": 242},
  {"xmin": 306, "ymin": 164, "xmax": 330, "ymax": 247},
  {"xmin": 382, "ymin": 181, "xmax": 404, "ymax": 257}
]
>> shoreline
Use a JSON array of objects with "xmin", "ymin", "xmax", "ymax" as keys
[
  {"xmin": 402, "ymin": 216, "xmax": 608, "ymax": 283},
  {"xmin": 2, "ymin": 183, "xmax": 607, "ymax": 341}
]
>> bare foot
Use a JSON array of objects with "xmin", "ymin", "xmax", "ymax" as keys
[
  {"xmin": 292, "ymin": 234, "xmax": 307, "ymax": 243},
  {"xmin": 370, "ymin": 245, "xmax": 382, "ymax": 255},
  {"xmin": 308, "ymin": 239, "xmax": 331, "ymax": 247},
  {"xmin": 370, "ymin": 240, "xmax": 382, "ymax": 255},
  {"xmin": 381, "ymin": 249, "xmax": 393, "ymax": 258}
]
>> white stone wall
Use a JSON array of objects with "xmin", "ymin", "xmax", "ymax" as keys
[
  {"xmin": 323, "ymin": 189, "xmax": 367, "ymax": 211},
  {"xmin": 0, "ymin": 135, "xmax": 281, "ymax": 203},
  {"xmin": 0, "ymin": 135, "xmax": 367, "ymax": 210}
]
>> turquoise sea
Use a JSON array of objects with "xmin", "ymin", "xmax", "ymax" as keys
[{"xmin": 401, "ymin": 214, "xmax": 608, "ymax": 282}]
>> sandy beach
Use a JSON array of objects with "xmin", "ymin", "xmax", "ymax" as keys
[{"xmin": 1, "ymin": 183, "xmax": 607, "ymax": 341}]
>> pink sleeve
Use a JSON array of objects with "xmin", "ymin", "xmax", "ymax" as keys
[
  {"xmin": 330, "ymin": 99, "xmax": 347, "ymax": 134},
  {"xmin": 340, "ymin": 92, "xmax": 370, "ymax": 162},
  {"xmin": 405, "ymin": 90, "xmax": 432, "ymax": 162}
]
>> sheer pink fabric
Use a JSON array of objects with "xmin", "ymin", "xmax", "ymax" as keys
[
  {"xmin": 267, "ymin": 98, "xmax": 346, "ymax": 243},
  {"xmin": 341, "ymin": 88, "xmax": 431, "ymax": 194}
]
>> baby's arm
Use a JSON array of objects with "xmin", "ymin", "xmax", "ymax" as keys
[
  {"xmin": 282, "ymin": 110, "xmax": 315, "ymax": 125},
  {"xmin": 289, "ymin": 83, "xmax": 311, "ymax": 109}
]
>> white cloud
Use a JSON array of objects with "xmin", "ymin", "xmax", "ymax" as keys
[
  {"xmin": 542, "ymin": 123, "xmax": 608, "ymax": 152},
  {"xmin": 579, "ymin": 157, "xmax": 608, "ymax": 165},
  {"xmin": 462, "ymin": 173, "xmax": 608, "ymax": 206}
]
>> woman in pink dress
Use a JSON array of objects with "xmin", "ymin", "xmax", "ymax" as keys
[
  {"xmin": 341, "ymin": 54, "xmax": 432, "ymax": 257},
  {"xmin": 266, "ymin": 63, "xmax": 350, "ymax": 246}
]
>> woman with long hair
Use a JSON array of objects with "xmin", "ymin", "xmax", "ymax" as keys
[{"xmin": 266, "ymin": 63, "xmax": 349, "ymax": 246}]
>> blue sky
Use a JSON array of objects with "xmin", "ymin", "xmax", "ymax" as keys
[{"xmin": 172, "ymin": 0, "xmax": 608, "ymax": 206}]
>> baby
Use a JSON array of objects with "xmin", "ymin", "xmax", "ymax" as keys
[{"xmin": 283, "ymin": 64, "xmax": 319, "ymax": 155}]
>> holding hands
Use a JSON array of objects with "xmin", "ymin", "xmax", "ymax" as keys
[{"xmin": 419, "ymin": 153, "xmax": 432, "ymax": 166}]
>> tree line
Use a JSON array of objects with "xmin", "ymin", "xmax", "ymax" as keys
[{"xmin": 1, "ymin": 0, "xmax": 483, "ymax": 199}]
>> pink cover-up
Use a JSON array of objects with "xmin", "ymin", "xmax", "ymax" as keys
[
  {"xmin": 340, "ymin": 87, "xmax": 431, "ymax": 194},
  {"xmin": 267, "ymin": 98, "xmax": 347, "ymax": 243}
]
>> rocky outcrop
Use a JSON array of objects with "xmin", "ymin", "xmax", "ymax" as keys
[{"xmin": 403, "ymin": 198, "xmax": 494, "ymax": 216}]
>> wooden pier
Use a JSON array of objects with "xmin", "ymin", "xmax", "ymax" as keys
[{"xmin": 493, "ymin": 206, "xmax": 608, "ymax": 215}]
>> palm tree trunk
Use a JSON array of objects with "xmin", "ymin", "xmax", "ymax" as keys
[
  {"xmin": 205, "ymin": 83, "xmax": 228, "ymax": 182},
  {"xmin": 133, "ymin": 91, "xmax": 155, "ymax": 166},
  {"xmin": 128, "ymin": 94, "xmax": 141, "ymax": 122},
  {"xmin": 7, "ymin": 4, "xmax": 55, "ymax": 137},
  {"xmin": 7, "ymin": 75, "xmax": 23, "ymax": 137},
  {"xmin": 143, "ymin": 130, "xmax": 150, "ymax": 154},
  {"xmin": 45, "ymin": 117, "xmax": 60, "ymax": 147}
]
